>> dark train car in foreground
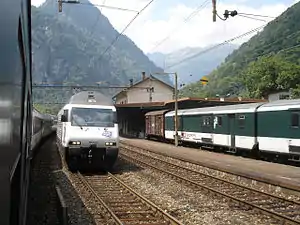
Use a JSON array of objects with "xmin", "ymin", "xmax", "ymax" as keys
[
  {"xmin": 145, "ymin": 110, "xmax": 170, "ymax": 140},
  {"xmin": 0, "ymin": 0, "xmax": 33, "ymax": 224}
]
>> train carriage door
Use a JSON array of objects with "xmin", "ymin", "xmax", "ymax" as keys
[
  {"xmin": 201, "ymin": 114, "xmax": 213, "ymax": 144},
  {"xmin": 150, "ymin": 115, "xmax": 155, "ymax": 135},
  {"xmin": 156, "ymin": 115, "xmax": 162, "ymax": 136},
  {"xmin": 62, "ymin": 109, "xmax": 69, "ymax": 146},
  {"xmin": 228, "ymin": 114, "xmax": 236, "ymax": 149},
  {"xmin": 145, "ymin": 116, "xmax": 150, "ymax": 136}
]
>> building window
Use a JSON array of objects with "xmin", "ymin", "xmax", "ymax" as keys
[
  {"xmin": 291, "ymin": 113, "xmax": 299, "ymax": 128},
  {"xmin": 147, "ymin": 87, "xmax": 154, "ymax": 92},
  {"xmin": 238, "ymin": 115, "xmax": 245, "ymax": 128},
  {"xmin": 279, "ymin": 94, "xmax": 290, "ymax": 100}
]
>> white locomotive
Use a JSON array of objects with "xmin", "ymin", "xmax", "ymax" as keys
[{"xmin": 56, "ymin": 91, "xmax": 119, "ymax": 171}]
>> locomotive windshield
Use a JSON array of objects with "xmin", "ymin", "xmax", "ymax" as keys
[{"xmin": 71, "ymin": 107, "xmax": 116, "ymax": 127}]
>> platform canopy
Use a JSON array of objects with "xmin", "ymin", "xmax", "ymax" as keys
[{"xmin": 115, "ymin": 97, "xmax": 266, "ymax": 111}]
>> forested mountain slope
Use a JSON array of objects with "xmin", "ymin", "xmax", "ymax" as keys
[
  {"xmin": 180, "ymin": 1, "xmax": 300, "ymax": 99},
  {"xmin": 32, "ymin": 0, "xmax": 170, "ymax": 113}
]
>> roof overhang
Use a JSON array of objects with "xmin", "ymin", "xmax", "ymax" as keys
[
  {"xmin": 115, "ymin": 101, "xmax": 165, "ymax": 108},
  {"xmin": 114, "ymin": 97, "xmax": 267, "ymax": 110}
]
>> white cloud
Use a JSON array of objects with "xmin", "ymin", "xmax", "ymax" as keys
[
  {"xmin": 31, "ymin": 0, "xmax": 296, "ymax": 54},
  {"xmin": 95, "ymin": 1, "xmax": 294, "ymax": 54},
  {"xmin": 32, "ymin": 0, "xmax": 46, "ymax": 7}
]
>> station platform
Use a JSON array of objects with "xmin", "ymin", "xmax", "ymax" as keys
[{"xmin": 120, "ymin": 137, "xmax": 300, "ymax": 192}]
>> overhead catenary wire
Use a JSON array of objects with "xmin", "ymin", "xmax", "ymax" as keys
[
  {"xmin": 209, "ymin": 29, "xmax": 300, "ymax": 65},
  {"xmin": 78, "ymin": 2, "xmax": 139, "ymax": 13},
  {"xmin": 238, "ymin": 12, "xmax": 276, "ymax": 19},
  {"xmin": 60, "ymin": 0, "xmax": 138, "ymax": 51},
  {"xmin": 237, "ymin": 14, "xmax": 267, "ymax": 22},
  {"xmin": 100, "ymin": 0, "xmax": 106, "ymax": 12},
  {"xmin": 149, "ymin": 0, "xmax": 210, "ymax": 52},
  {"xmin": 88, "ymin": 0, "xmax": 109, "ymax": 38},
  {"xmin": 165, "ymin": 24, "xmax": 266, "ymax": 69},
  {"xmin": 221, "ymin": 10, "xmax": 276, "ymax": 21},
  {"xmin": 176, "ymin": 38, "xmax": 300, "ymax": 88},
  {"xmin": 241, "ymin": 43, "xmax": 300, "ymax": 64},
  {"xmin": 60, "ymin": 1, "xmax": 139, "ymax": 13},
  {"xmin": 98, "ymin": 0, "xmax": 156, "ymax": 59}
]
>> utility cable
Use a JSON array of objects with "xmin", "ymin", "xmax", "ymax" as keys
[
  {"xmin": 61, "ymin": 1, "xmax": 139, "ymax": 13},
  {"xmin": 241, "ymin": 43, "xmax": 300, "ymax": 64},
  {"xmin": 238, "ymin": 12, "xmax": 276, "ymax": 19},
  {"xmin": 88, "ymin": 0, "xmax": 108, "ymax": 38},
  {"xmin": 222, "ymin": 10, "xmax": 276, "ymax": 21},
  {"xmin": 237, "ymin": 14, "xmax": 267, "ymax": 22},
  {"xmin": 100, "ymin": 0, "xmax": 106, "ymax": 12},
  {"xmin": 149, "ymin": 0, "xmax": 210, "ymax": 52},
  {"xmin": 165, "ymin": 24, "xmax": 266, "ymax": 69},
  {"xmin": 97, "ymin": 0, "xmax": 156, "ymax": 61},
  {"xmin": 222, "ymin": 29, "xmax": 300, "ymax": 65},
  {"xmin": 79, "ymin": 2, "xmax": 139, "ymax": 13}
]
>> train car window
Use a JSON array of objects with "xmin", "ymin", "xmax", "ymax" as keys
[
  {"xmin": 202, "ymin": 116, "xmax": 211, "ymax": 126},
  {"xmin": 202, "ymin": 117, "xmax": 206, "ymax": 126},
  {"xmin": 33, "ymin": 117, "xmax": 42, "ymax": 134},
  {"xmin": 238, "ymin": 115, "xmax": 245, "ymax": 129},
  {"xmin": 63, "ymin": 109, "xmax": 69, "ymax": 121},
  {"xmin": 291, "ymin": 113, "xmax": 299, "ymax": 128},
  {"xmin": 217, "ymin": 116, "xmax": 222, "ymax": 126}
]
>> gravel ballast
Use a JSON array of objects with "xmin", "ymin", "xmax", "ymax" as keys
[
  {"xmin": 27, "ymin": 135, "xmax": 96, "ymax": 225},
  {"xmin": 27, "ymin": 135, "xmax": 60, "ymax": 225},
  {"xmin": 27, "ymin": 136, "xmax": 295, "ymax": 225},
  {"xmin": 121, "ymin": 144, "xmax": 300, "ymax": 202},
  {"xmin": 114, "ymin": 156, "xmax": 279, "ymax": 225}
]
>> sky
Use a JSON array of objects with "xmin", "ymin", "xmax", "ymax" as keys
[{"xmin": 31, "ymin": 0, "xmax": 299, "ymax": 54}]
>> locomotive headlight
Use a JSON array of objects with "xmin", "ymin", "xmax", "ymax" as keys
[
  {"xmin": 69, "ymin": 141, "xmax": 81, "ymax": 145},
  {"xmin": 105, "ymin": 142, "xmax": 116, "ymax": 146}
]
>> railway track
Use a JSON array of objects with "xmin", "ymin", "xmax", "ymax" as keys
[
  {"xmin": 76, "ymin": 172, "xmax": 183, "ymax": 225},
  {"xmin": 120, "ymin": 145, "xmax": 300, "ymax": 225},
  {"xmin": 58, "ymin": 144, "xmax": 182, "ymax": 224}
]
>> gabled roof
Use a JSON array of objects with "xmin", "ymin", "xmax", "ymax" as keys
[
  {"xmin": 69, "ymin": 91, "xmax": 114, "ymax": 106},
  {"xmin": 113, "ymin": 75, "xmax": 174, "ymax": 98}
]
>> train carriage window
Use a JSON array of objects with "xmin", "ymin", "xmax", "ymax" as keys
[
  {"xmin": 63, "ymin": 109, "xmax": 69, "ymax": 121},
  {"xmin": 238, "ymin": 115, "xmax": 245, "ymax": 129},
  {"xmin": 217, "ymin": 116, "xmax": 222, "ymax": 126},
  {"xmin": 202, "ymin": 116, "xmax": 211, "ymax": 126},
  {"xmin": 291, "ymin": 113, "xmax": 299, "ymax": 128},
  {"xmin": 202, "ymin": 117, "xmax": 206, "ymax": 126}
]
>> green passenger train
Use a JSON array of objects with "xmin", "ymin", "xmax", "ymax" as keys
[{"xmin": 145, "ymin": 99, "xmax": 300, "ymax": 162}]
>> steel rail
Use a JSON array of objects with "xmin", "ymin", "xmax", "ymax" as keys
[
  {"xmin": 77, "ymin": 172, "xmax": 124, "ymax": 225},
  {"xmin": 78, "ymin": 172, "xmax": 184, "ymax": 225},
  {"xmin": 120, "ymin": 141, "xmax": 300, "ymax": 193},
  {"xmin": 120, "ymin": 146, "xmax": 300, "ymax": 225}
]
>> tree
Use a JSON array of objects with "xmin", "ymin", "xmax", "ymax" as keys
[{"xmin": 241, "ymin": 55, "xmax": 300, "ymax": 98}]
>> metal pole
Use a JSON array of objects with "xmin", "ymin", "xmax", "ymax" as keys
[{"xmin": 174, "ymin": 72, "xmax": 178, "ymax": 147}]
